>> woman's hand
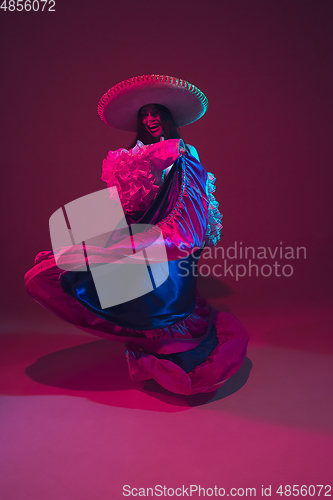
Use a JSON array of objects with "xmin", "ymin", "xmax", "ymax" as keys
[
  {"xmin": 149, "ymin": 139, "xmax": 184, "ymax": 171},
  {"xmin": 160, "ymin": 136, "xmax": 185, "ymax": 154},
  {"xmin": 179, "ymin": 138, "xmax": 186, "ymax": 155}
]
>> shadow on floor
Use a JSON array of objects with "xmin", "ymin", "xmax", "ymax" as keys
[
  {"xmin": 25, "ymin": 340, "xmax": 134, "ymax": 392},
  {"xmin": 25, "ymin": 339, "xmax": 251, "ymax": 408}
]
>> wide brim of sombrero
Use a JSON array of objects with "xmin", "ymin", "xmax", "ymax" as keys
[{"xmin": 98, "ymin": 74, "xmax": 208, "ymax": 131}]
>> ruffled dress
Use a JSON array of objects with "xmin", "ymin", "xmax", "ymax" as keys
[{"xmin": 24, "ymin": 139, "xmax": 248, "ymax": 395}]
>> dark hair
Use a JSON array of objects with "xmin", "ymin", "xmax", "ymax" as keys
[{"xmin": 129, "ymin": 103, "xmax": 182, "ymax": 148}]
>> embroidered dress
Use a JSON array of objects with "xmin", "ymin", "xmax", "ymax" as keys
[{"xmin": 24, "ymin": 140, "xmax": 248, "ymax": 395}]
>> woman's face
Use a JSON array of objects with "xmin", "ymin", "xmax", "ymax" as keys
[{"xmin": 140, "ymin": 104, "xmax": 164, "ymax": 139}]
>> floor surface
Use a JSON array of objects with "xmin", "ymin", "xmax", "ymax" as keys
[{"xmin": 1, "ymin": 296, "xmax": 332, "ymax": 499}]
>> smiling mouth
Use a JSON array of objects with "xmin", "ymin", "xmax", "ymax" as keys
[{"xmin": 148, "ymin": 123, "xmax": 161, "ymax": 133}]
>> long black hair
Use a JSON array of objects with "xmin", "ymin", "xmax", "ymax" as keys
[{"xmin": 130, "ymin": 104, "xmax": 183, "ymax": 148}]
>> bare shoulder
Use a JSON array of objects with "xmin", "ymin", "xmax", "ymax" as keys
[{"xmin": 186, "ymin": 144, "xmax": 200, "ymax": 162}]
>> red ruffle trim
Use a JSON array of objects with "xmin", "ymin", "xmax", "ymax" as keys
[
  {"xmin": 101, "ymin": 141, "xmax": 159, "ymax": 213},
  {"xmin": 126, "ymin": 310, "xmax": 249, "ymax": 395}
]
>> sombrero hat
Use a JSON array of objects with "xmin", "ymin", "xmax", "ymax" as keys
[{"xmin": 98, "ymin": 74, "xmax": 208, "ymax": 131}]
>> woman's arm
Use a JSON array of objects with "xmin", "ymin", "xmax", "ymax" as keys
[{"xmin": 149, "ymin": 139, "xmax": 185, "ymax": 171}]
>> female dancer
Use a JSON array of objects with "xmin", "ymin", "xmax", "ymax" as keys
[{"xmin": 25, "ymin": 74, "xmax": 248, "ymax": 395}]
